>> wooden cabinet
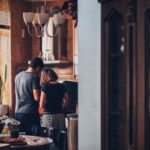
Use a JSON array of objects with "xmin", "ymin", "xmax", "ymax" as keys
[
  {"xmin": 101, "ymin": 0, "xmax": 136, "ymax": 150},
  {"xmin": 40, "ymin": 16, "xmax": 75, "ymax": 80},
  {"xmin": 101, "ymin": 0, "xmax": 150, "ymax": 150}
]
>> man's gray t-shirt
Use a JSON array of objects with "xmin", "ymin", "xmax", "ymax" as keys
[{"xmin": 15, "ymin": 71, "xmax": 41, "ymax": 114}]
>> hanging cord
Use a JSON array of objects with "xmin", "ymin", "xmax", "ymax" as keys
[{"xmin": 44, "ymin": 0, "xmax": 47, "ymax": 12}]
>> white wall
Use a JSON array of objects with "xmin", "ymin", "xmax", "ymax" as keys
[{"xmin": 78, "ymin": 1, "xmax": 101, "ymax": 150}]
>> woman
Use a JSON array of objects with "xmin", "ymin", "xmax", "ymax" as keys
[{"xmin": 39, "ymin": 68, "xmax": 68, "ymax": 130}]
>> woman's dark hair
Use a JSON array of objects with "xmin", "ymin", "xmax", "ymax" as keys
[
  {"xmin": 48, "ymin": 69, "xmax": 58, "ymax": 81},
  {"xmin": 29, "ymin": 57, "xmax": 44, "ymax": 69},
  {"xmin": 40, "ymin": 68, "xmax": 58, "ymax": 86}
]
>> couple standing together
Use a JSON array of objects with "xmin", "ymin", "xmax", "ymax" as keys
[{"xmin": 15, "ymin": 57, "xmax": 68, "ymax": 135}]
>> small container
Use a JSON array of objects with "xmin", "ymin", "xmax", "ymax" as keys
[{"xmin": 10, "ymin": 130, "xmax": 19, "ymax": 138}]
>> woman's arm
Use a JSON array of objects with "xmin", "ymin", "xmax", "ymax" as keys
[{"xmin": 62, "ymin": 92, "xmax": 69, "ymax": 110}]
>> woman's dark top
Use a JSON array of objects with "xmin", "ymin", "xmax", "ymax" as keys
[{"xmin": 41, "ymin": 83, "xmax": 67, "ymax": 113}]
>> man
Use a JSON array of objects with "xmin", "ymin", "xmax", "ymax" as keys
[{"xmin": 15, "ymin": 57, "xmax": 44, "ymax": 135}]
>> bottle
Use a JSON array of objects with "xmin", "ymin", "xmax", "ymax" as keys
[{"xmin": 1, "ymin": 125, "xmax": 9, "ymax": 134}]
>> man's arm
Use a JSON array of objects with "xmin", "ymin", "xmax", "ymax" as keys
[
  {"xmin": 38, "ymin": 91, "xmax": 46, "ymax": 115},
  {"xmin": 33, "ymin": 89, "xmax": 40, "ymax": 102},
  {"xmin": 39, "ymin": 91, "xmax": 46, "ymax": 108},
  {"xmin": 33, "ymin": 75, "xmax": 41, "ymax": 102}
]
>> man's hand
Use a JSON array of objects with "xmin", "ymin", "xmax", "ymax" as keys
[{"xmin": 38, "ymin": 108, "xmax": 44, "ymax": 115}]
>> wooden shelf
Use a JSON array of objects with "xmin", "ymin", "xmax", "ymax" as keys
[{"xmin": 44, "ymin": 60, "xmax": 73, "ymax": 67}]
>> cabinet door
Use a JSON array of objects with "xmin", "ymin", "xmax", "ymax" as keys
[{"xmin": 101, "ymin": 1, "xmax": 136, "ymax": 150}]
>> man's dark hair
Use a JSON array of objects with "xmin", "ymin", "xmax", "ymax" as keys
[{"xmin": 29, "ymin": 57, "xmax": 44, "ymax": 69}]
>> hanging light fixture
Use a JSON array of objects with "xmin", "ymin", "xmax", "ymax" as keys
[{"xmin": 23, "ymin": 0, "xmax": 66, "ymax": 38}]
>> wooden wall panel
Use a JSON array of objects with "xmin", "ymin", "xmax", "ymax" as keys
[{"xmin": 10, "ymin": 0, "xmax": 32, "ymax": 116}]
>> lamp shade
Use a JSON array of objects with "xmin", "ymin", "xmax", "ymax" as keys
[
  {"xmin": 32, "ymin": 13, "xmax": 39, "ymax": 27},
  {"xmin": 23, "ymin": 12, "xmax": 34, "ymax": 25},
  {"xmin": 37, "ymin": 13, "xmax": 49, "ymax": 26},
  {"xmin": 53, "ymin": 13, "xmax": 66, "ymax": 27}
]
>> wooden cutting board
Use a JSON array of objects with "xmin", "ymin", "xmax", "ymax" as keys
[{"xmin": 0, "ymin": 136, "xmax": 27, "ymax": 145}]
